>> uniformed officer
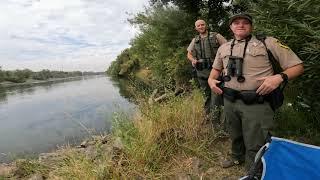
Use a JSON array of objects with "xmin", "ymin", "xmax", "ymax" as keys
[
  {"xmin": 208, "ymin": 13, "xmax": 304, "ymax": 169},
  {"xmin": 187, "ymin": 19, "xmax": 227, "ymax": 124}
]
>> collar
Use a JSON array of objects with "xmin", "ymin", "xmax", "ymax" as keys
[
  {"xmin": 234, "ymin": 34, "xmax": 252, "ymax": 43},
  {"xmin": 199, "ymin": 31, "xmax": 209, "ymax": 38}
]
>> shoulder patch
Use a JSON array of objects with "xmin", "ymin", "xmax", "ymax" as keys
[{"xmin": 276, "ymin": 40, "xmax": 290, "ymax": 50}]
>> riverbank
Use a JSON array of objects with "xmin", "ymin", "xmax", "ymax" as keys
[
  {"xmin": 0, "ymin": 76, "xmax": 85, "ymax": 89},
  {"xmin": 0, "ymin": 90, "xmax": 245, "ymax": 179}
]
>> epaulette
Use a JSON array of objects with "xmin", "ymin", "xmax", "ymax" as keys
[{"xmin": 209, "ymin": 32, "xmax": 218, "ymax": 38}]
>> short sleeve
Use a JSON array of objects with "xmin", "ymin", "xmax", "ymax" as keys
[
  {"xmin": 187, "ymin": 38, "xmax": 195, "ymax": 52},
  {"xmin": 212, "ymin": 46, "xmax": 224, "ymax": 70},
  {"xmin": 216, "ymin": 33, "xmax": 227, "ymax": 45},
  {"xmin": 265, "ymin": 37, "xmax": 303, "ymax": 70}
]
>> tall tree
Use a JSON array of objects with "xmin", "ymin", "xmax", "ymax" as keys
[
  {"xmin": 150, "ymin": 0, "xmax": 203, "ymax": 18},
  {"xmin": 129, "ymin": 5, "xmax": 195, "ymax": 86},
  {"xmin": 150, "ymin": 0, "xmax": 231, "ymax": 36}
]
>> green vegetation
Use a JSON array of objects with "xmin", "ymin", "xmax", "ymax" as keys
[
  {"xmin": 0, "ymin": 69, "xmax": 32, "ymax": 83},
  {"xmin": 7, "ymin": 90, "xmax": 244, "ymax": 179},
  {"xmin": 111, "ymin": 91, "xmax": 210, "ymax": 177},
  {"xmin": 2, "ymin": 0, "xmax": 319, "ymax": 179},
  {"xmin": 14, "ymin": 159, "xmax": 49, "ymax": 178},
  {"xmin": 107, "ymin": 5, "xmax": 195, "ymax": 90},
  {"xmin": 0, "ymin": 66, "xmax": 104, "ymax": 84},
  {"xmin": 108, "ymin": 0, "xmax": 319, "ymax": 142}
]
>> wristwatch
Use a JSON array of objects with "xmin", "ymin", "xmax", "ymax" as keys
[{"xmin": 279, "ymin": 72, "xmax": 288, "ymax": 82}]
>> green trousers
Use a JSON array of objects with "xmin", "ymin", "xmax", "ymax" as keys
[
  {"xmin": 224, "ymin": 98, "xmax": 275, "ymax": 169},
  {"xmin": 196, "ymin": 69, "xmax": 223, "ymax": 123}
]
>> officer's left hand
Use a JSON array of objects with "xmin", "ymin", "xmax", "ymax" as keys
[{"xmin": 256, "ymin": 75, "xmax": 283, "ymax": 95}]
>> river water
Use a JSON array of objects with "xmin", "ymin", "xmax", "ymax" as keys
[{"xmin": 0, "ymin": 75, "xmax": 135, "ymax": 162}]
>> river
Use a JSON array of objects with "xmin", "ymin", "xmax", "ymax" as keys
[{"xmin": 0, "ymin": 75, "xmax": 135, "ymax": 163}]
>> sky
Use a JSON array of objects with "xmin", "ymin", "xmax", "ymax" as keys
[{"xmin": 0, "ymin": 0, "xmax": 149, "ymax": 72}]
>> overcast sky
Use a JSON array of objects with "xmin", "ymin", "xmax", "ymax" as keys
[{"xmin": 0, "ymin": 0, "xmax": 149, "ymax": 72}]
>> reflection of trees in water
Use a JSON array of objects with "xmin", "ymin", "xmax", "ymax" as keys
[
  {"xmin": 0, "ymin": 87, "xmax": 8, "ymax": 103},
  {"xmin": 16, "ymin": 85, "xmax": 36, "ymax": 95},
  {"xmin": 108, "ymin": 77, "xmax": 130, "ymax": 100},
  {"xmin": 109, "ymin": 76, "xmax": 152, "ymax": 103},
  {"xmin": 0, "ymin": 76, "xmax": 90, "ymax": 102},
  {"xmin": 82, "ymin": 75, "xmax": 103, "ymax": 80},
  {"xmin": 4, "ymin": 84, "xmax": 36, "ymax": 97}
]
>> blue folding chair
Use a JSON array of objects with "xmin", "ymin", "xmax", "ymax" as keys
[{"xmin": 241, "ymin": 137, "xmax": 320, "ymax": 180}]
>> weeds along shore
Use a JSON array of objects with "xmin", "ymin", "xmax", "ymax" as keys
[{"xmin": 0, "ymin": 89, "xmax": 245, "ymax": 179}]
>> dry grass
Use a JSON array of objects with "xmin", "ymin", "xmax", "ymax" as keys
[
  {"xmin": 135, "ymin": 68, "xmax": 153, "ymax": 85},
  {"xmin": 110, "ymin": 90, "xmax": 245, "ymax": 179},
  {"xmin": 12, "ymin": 90, "xmax": 246, "ymax": 179}
]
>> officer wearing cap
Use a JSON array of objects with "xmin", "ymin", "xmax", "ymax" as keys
[
  {"xmin": 187, "ymin": 19, "xmax": 227, "ymax": 124},
  {"xmin": 208, "ymin": 13, "xmax": 304, "ymax": 169}
]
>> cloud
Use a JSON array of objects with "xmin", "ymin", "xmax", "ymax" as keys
[{"xmin": 0, "ymin": 0, "xmax": 149, "ymax": 71}]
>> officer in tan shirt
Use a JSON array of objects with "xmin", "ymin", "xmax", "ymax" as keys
[
  {"xmin": 187, "ymin": 19, "xmax": 227, "ymax": 124},
  {"xmin": 208, "ymin": 13, "xmax": 304, "ymax": 169}
]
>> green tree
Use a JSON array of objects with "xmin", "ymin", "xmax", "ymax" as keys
[
  {"xmin": 20, "ymin": 69, "xmax": 33, "ymax": 79},
  {"xmin": 4, "ymin": 70, "xmax": 27, "ymax": 83},
  {"xmin": 108, "ymin": 1, "xmax": 231, "ymax": 89},
  {"xmin": 32, "ymin": 69, "xmax": 52, "ymax": 80},
  {"xmin": 107, "ymin": 48, "xmax": 139, "ymax": 77},
  {"xmin": 129, "ymin": 5, "xmax": 196, "ymax": 87},
  {"xmin": 150, "ymin": 0, "xmax": 231, "ymax": 36},
  {"xmin": 0, "ymin": 66, "xmax": 4, "ymax": 82},
  {"xmin": 150, "ymin": 0, "xmax": 203, "ymax": 18}
]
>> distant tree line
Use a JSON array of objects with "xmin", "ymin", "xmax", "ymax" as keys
[{"xmin": 0, "ymin": 67, "xmax": 105, "ymax": 83}]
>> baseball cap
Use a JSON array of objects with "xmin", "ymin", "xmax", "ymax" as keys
[{"xmin": 229, "ymin": 13, "xmax": 253, "ymax": 25}]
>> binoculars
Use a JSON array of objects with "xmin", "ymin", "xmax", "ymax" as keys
[
  {"xmin": 195, "ymin": 58, "xmax": 212, "ymax": 71},
  {"xmin": 223, "ymin": 56, "xmax": 245, "ymax": 82}
]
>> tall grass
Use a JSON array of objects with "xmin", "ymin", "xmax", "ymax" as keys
[
  {"xmin": 13, "ymin": 90, "xmax": 245, "ymax": 179},
  {"xmin": 276, "ymin": 102, "xmax": 320, "ymax": 145},
  {"xmin": 110, "ymin": 89, "xmax": 221, "ymax": 178},
  {"xmin": 48, "ymin": 147, "xmax": 110, "ymax": 179}
]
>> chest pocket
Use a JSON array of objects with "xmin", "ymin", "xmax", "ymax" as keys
[
  {"xmin": 219, "ymin": 49, "xmax": 231, "ymax": 69},
  {"xmin": 245, "ymin": 43, "xmax": 270, "ymax": 69},
  {"xmin": 246, "ymin": 44, "xmax": 267, "ymax": 57},
  {"xmin": 208, "ymin": 36, "xmax": 219, "ymax": 48}
]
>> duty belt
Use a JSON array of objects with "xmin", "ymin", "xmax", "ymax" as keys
[{"xmin": 223, "ymin": 87, "xmax": 264, "ymax": 104}]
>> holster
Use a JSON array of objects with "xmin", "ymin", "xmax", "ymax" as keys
[
  {"xmin": 265, "ymin": 87, "xmax": 284, "ymax": 111},
  {"xmin": 223, "ymin": 87, "xmax": 239, "ymax": 102},
  {"xmin": 240, "ymin": 90, "xmax": 264, "ymax": 104},
  {"xmin": 223, "ymin": 87, "xmax": 264, "ymax": 105}
]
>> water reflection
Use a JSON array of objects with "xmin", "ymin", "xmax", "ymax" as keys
[
  {"xmin": 0, "ymin": 75, "xmax": 134, "ymax": 163},
  {"xmin": 108, "ymin": 76, "xmax": 152, "ymax": 103},
  {"xmin": 111, "ymin": 78, "xmax": 134, "ymax": 101},
  {"xmin": 0, "ymin": 77, "xmax": 86, "ymax": 100},
  {"xmin": 0, "ymin": 87, "xmax": 8, "ymax": 104}
]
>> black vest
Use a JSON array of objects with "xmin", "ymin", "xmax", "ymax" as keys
[{"xmin": 193, "ymin": 32, "xmax": 219, "ymax": 61}]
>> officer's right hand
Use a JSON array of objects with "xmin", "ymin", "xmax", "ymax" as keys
[{"xmin": 208, "ymin": 78, "xmax": 223, "ymax": 94}]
